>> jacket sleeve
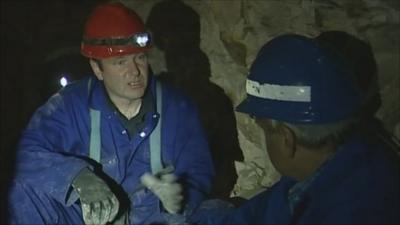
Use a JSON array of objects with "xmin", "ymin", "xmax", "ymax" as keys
[
  {"xmin": 15, "ymin": 93, "xmax": 91, "ymax": 206},
  {"xmin": 170, "ymin": 99, "xmax": 215, "ymax": 211},
  {"xmin": 190, "ymin": 178, "xmax": 294, "ymax": 225}
]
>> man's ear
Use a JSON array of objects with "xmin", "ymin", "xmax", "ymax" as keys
[
  {"xmin": 279, "ymin": 125, "xmax": 296, "ymax": 158},
  {"xmin": 89, "ymin": 59, "xmax": 104, "ymax": 81}
]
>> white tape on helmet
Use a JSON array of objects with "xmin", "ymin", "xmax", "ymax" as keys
[{"xmin": 246, "ymin": 79, "xmax": 311, "ymax": 102}]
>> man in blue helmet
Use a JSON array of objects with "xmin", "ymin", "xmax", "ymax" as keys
[{"xmin": 191, "ymin": 34, "xmax": 400, "ymax": 224}]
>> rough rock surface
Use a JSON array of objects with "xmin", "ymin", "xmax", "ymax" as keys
[{"xmin": 123, "ymin": 0, "xmax": 399, "ymax": 198}]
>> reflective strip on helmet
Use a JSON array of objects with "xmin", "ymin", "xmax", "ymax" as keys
[{"xmin": 246, "ymin": 79, "xmax": 311, "ymax": 102}]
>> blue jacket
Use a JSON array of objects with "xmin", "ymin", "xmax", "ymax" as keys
[
  {"xmin": 9, "ymin": 75, "xmax": 215, "ymax": 224},
  {"xmin": 193, "ymin": 133, "xmax": 400, "ymax": 224}
]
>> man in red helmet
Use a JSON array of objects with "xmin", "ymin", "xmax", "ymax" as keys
[{"xmin": 8, "ymin": 2, "xmax": 214, "ymax": 225}]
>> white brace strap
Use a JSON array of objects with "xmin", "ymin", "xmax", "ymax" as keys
[
  {"xmin": 149, "ymin": 81, "xmax": 163, "ymax": 174},
  {"xmin": 246, "ymin": 79, "xmax": 311, "ymax": 102},
  {"xmin": 88, "ymin": 77, "xmax": 101, "ymax": 163},
  {"xmin": 89, "ymin": 108, "xmax": 101, "ymax": 163}
]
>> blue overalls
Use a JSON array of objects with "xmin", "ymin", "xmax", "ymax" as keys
[{"xmin": 9, "ymin": 75, "xmax": 214, "ymax": 224}]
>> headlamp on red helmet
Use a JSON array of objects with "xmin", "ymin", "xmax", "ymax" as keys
[{"xmin": 82, "ymin": 32, "xmax": 151, "ymax": 48}]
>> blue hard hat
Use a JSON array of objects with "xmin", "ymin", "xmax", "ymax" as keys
[{"xmin": 236, "ymin": 34, "xmax": 363, "ymax": 124}]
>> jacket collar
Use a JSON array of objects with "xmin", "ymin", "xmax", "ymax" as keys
[{"xmin": 88, "ymin": 74, "xmax": 157, "ymax": 117}]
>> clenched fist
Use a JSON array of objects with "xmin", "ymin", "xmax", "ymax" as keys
[{"xmin": 140, "ymin": 171, "xmax": 183, "ymax": 214}]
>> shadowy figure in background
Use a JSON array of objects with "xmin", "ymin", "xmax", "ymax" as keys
[
  {"xmin": 315, "ymin": 31, "xmax": 400, "ymax": 153},
  {"xmin": 147, "ymin": 0, "xmax": 244, "ymax": 201}
]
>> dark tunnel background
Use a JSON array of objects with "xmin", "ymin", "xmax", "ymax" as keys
[{"xmin": 0, "ymin": 1, "xmax": 106, "ymax": 222}]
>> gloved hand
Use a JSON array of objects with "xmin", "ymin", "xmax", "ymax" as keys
[
  {"xmin": 140, "ymin": 171, "xmax": 183, "ymax": 214},
  {"xmin": 72, "ymin": 167, "xmax": 119, "ymax": 225}
]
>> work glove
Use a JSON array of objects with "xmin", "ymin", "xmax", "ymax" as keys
[
  {"xmin": 140, "ymin": 171, "xmax": 183, "ymax": 214},
  {"xmin": 72, "ymin": 167, "xmax": 119, "ymax": 225}
]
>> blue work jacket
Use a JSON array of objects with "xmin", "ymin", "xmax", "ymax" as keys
[
  {"xmin": 9, "ymin": 75, "xmax": 215, "ymax": 224},
  {"xmin": 193, "ymin": 133, "xmax": 400, "ymax": 224}
]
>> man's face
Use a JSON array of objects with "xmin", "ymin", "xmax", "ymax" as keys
[
  {"xmin": 91, "ymin": 52, "xmax": 149, "ymax": 104},
  {"xmin": 256, "ymin": 118, "xmax": 289, "ymax": 175}
]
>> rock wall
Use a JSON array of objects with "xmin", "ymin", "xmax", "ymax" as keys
[{"xmin": 122, "ymin": 0, "xmax": 400, "ymax": 198}]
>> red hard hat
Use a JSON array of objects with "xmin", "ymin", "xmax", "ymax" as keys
[{"xmin": 81, "ymin": 2, "xmax": 151, "ymax": 59}]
